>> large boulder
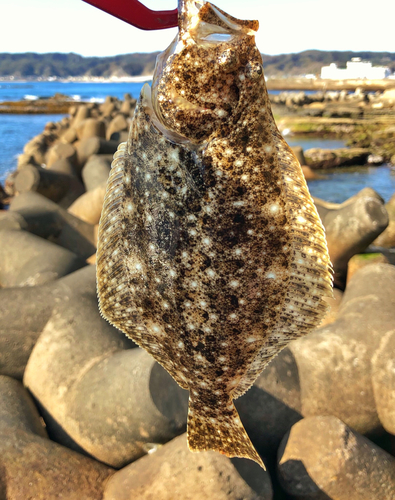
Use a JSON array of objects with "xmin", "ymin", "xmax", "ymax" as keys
[
  {"xmin": 75, "ymin": 137, "xmax": 119, "ymax": 169},
  {"xmin": 372, "ymin": 330, "xmax": 395, "ymax": 435},
  {"xmin": 76, "ymin": 118, "xmax": 106, "ymax": 140},
  {"xmin": 0, "ymin": 265, "xmax": 96, "ymax": 380},
  {"xmin": 9, "ymin": 191, "xmax": 96, "ymax": 259},
  {"xmin": 305, "ymin": 147, "xmax": 371, "ymax": 169},
  {"xmin": 278, "ymin": 416, "xmax": 395, "ymax": 500},
  {"xmin": 82, "ymin": 154, "xmax": 111, "ymax": 191},
  {"xmin": 13, "ymin": 164, "xmax": 73, "ymax": 203},
  {"xmin": 103, "ymin": 434, "xmax": 272, "ymax": 500},
  {"xmin": 45, "ymin": 142, "xmax": 77, "ymax": 168},
  {"xmin": 68, "ymin": 182, "xmax": 106, "ymax": 225},
  {"xmin": 373, "ymin": 192, "xmax": 395, "ymax": 248},
  {"xmin": 314, "ymin": 188, "xmax": 388, "ymax": 288},
  {"xmin": 0, "ymin": 229, "xmax": 86, "ymax": 288},
  {"xmin": 0, "ymin": 375, "xmax": 113, "ymax": 500},
  {"xmin": 24, "ymin": 289, "xmax": 188, "ymax": 468}
]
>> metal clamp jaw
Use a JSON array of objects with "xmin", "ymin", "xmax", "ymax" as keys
[{"xmin": 83, "ymin": 0, "xmax": 178, "ymax": 30}]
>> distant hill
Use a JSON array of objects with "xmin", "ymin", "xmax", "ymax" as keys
[
  {"xmin": 0, "ymin": 52, "xmax": 159, "ymax": 79},
  {"xmin": 0, "ymin": 50, "xmax": 394, "ymax": 79},
  {"xmin": 261, "ymin": 50, "xmax": 395, "ymax": 77}
]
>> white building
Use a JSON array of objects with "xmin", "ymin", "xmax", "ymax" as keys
[{"xmin": 321, "ymin": 58, "xmax": 391, "ymax": 80}]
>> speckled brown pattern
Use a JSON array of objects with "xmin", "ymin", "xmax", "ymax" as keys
[{"xmin": 97, "ymin": 0, "xmax": 332, "ymax": 469}]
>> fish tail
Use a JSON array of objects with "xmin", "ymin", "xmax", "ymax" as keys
[{"xmin": 187, "ymin": 393, "xmax": 265, "ymax": 469}]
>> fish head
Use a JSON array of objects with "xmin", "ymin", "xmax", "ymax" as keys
[{"xmin": 151, "ymin": 0, "xmax": 263, "ymax": 143}]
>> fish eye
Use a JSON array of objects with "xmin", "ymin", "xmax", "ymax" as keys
[
  {"xmin": 218, "ymin": 48, "xmax": 239, "ymax": 72},
  {"xmin": 246, "ymin": 61, "xmax": 263, "ymax": 80}
]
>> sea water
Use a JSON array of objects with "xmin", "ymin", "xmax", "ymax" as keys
[
  {"xmin": 1, "ymin": 81, "xmax": 395, "ymax": 203},
  {"xmin": 0, "ymin": 80, "xmax": 148, "ymax": 103}
]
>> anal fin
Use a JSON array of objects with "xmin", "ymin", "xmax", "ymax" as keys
[{"xmin": 187, "ymin": 393, "xmax": 265, "ymax": 469}]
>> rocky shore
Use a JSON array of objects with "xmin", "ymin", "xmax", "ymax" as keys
[{"xmin": 1, "ymin": 94, "xmax": 395, "ymax": 499}]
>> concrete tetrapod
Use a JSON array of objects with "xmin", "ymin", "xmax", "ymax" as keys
[
  {"xmin": 235, "ymin": 263, "xmax": 395, "ymax": 468},
  {"xmin": 0, "ymin": 265, "xmax": 97, "ymax": 379},
  {"xmin": 81, "ymin": 154, "xmax": 112, "ymax": 191},
  {"xmin": 277, "ymin": 416, "xmax": 395, "ymax": 500},
  {"xmin": 68, "ymin": 182, "xmax": 107, "ymax": 225},
  {"xmin": 45, "ymin": 142, "xmax": 77, "ymax": 168},
  {"xmin": 9, "ymin": 191, "xmax": 96, "ymax": 259},
  {"xmin": 24, "ymin": 291, "xmax": 188, "ymax": 468},
  {"xmin": 13, "ymin": 164, "xmax": 72, "ymax": 202},
  {"xmin": 103, "ymin": 433, "xmax": 273, "ymax": 500},
  {"xmin": 0, "ymin": 229, "xmax": 86, "ymax": 287},
  {"xmin": 373, "ymin": 191, "xmax": 395, "ymax": 248},
  {"xmin": 314, "ymin": 187, "xmax": 388, "ymax": 288},
  {"xmin": 76, "ymin": 118, "xmax": 106, "ymax": 140},
  {"xmin": 372, "ymin": 329, "xmax": 395, "ymax": 435},
  {"xmin": 75, "ymin": 137, "xmax": 119, "ymax": 169},
  {"xmin": 0, "ymin": 375, "xmax": 114, "ymax": 500}
]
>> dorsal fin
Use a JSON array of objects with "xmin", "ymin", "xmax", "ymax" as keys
[
  {"xmin": 232, "ymin": 132, "xmax": 333, "ymax": 399},
  {"xmin": 96, "ymin": 98, "xmax": 190, "ymax": 390}
]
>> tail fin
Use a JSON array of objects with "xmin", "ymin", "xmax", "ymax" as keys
[{"xmin": 187, "ymin": 394, "xmax": 265, "ymax": 469}]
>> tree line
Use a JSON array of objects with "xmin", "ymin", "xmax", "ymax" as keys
[{"xmin": 1, "ymin": 50, "xmax": 394, "ymax": 78}]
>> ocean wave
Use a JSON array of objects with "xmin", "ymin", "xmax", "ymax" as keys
[
  {"xmin": 24, "ymin": 95, "xmax": 39, "ymax": 101},
  {"xmin": 89, "ymin": 97, "xmax": 105, "ymax": 103},
  {"xmin": 71, "ymin": 95, "xmax": 81, "ymax": 101}
]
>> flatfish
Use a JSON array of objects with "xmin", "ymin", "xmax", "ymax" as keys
[{"xmin": 97, "ymin": 0, "xmax": 332, "ymax": 468}]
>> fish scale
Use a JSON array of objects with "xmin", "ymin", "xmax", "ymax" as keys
[{"xmin": 97, "ymin": 0, "xmax": 332, "ymax": 469}]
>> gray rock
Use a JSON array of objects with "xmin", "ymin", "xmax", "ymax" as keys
[
  {"xmin": 373, "ymin": 192, "xmax": 395, "ymax": 248},
  {"xmin": 75, "ymin": 137, "xmax": 119, "ymax": 168},
  {"xmin": 48, "ymin": 157, "xmax": 78, "ymax": 177},
  {"xmin": 82, "ymin": 154, "xmax": 112, "ymax": 191},
  {"xmin": 100, "ymin": 97, "xmax": 117, "ymax": 117},
  {"xmin": 68, "ymin": 182, "xmax": 107, "ymax": 225},
  {"xmin": 0, "ymin": 375, "xmax": 113, "ymax": 500},
  {"xmin": 76, "ymin": 118, "xmax": 106, "ymax": 140},
  {"xmin": 0, "ymin": 265, "xmax": 96, "ymax": 379},
  {"xmin": 103, "ymin": 433, "xmax": 272, "ymax": 500},
  {"xmin": 14, "ymin": 164, "xmax": 72, "ymax": 202},
  {"xmin": 290, "ymin": 146, "xmax": 306, "ymax": 166},
  {"xmin": 71, "ymin": 104, "xmax": 91, "ymax": 127},
  {"xmin": 106, "ymin": 113, "xmax": 129, "ymax": 140},
  {"xmin": 24, "ymin": 288, "xmax": 188, "ymax": 467},
  {"xmin": 45, "ymin": 142, "xmax": 77, "ymax": 168},
  {"xmin": 10, "ymin": 191, "xmax": 96, "ymax": 259},
  {"xmin": 120, "ymin": 98, "xmax": 136, "ymax": 116},
  {"xmin": 235, "ymin": 347, "xmax": 302, "ymax": 465},
  {"xmin": 305, "ymin": 147, "xmax": 371, "ymax": 169},
  {"xmin": 277, "ymin": 416, "xmax": 395, "ymax": 500},
  {"xmin": 109, "ymin": 130, "xmax": 129, "ymax": 143},
  {"xmin": 61, "ymin": 126, "xmax": 78, "ymax": 144},
  {"xmin": 22, "ymin": 134, "xmax": 47, "ymax": 165},
  {"xmin": 0, "ymin": 375, "xmax": 48, "ymax": 437},
  {"xmin": 372, "ymin": 329, "xmax": 395, "ymax": 435},
  {"xmin": 314, "ymin": 188, "xmax": 388, "ymax": 288},
  {"xmin": 0, "ymin": 229, "xmax": 86, "ymax": 287},
  {"xmin": 0, "ymin": 211, "xmax": 28, "ymax": 231}
]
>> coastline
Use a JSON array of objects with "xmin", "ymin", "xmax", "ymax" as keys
[
  {"xmin": 0, "ymin": 75, "xmax": 153, "ymax": 84},
  {"xmin": 2, "ymin": 75, "xmax": 395, "ymax": 92}
]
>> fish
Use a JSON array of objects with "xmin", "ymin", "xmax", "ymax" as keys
[{"xmin": 96, "ymin": 0, "xmax": 332, "ymax": 469}]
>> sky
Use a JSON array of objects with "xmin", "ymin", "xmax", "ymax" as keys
[{"xmin": 0, "ymin": 0, "xmax": 394, "ymax": 57}]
